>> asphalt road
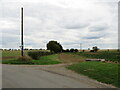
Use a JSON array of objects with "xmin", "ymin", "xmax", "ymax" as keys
[
  {"xmin": 2, "ymin": 64, "xmax": 99, "ymax": 88},
  {"xmin": 2, "ymin": 64, "xmax": 115, "ymax": 88}
]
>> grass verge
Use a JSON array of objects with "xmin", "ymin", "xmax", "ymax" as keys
[
  {"xmin": 2, "ymin": 54, "xmax": 61, "ymax": 65},
  {"xmin": 67, "ymin": 61, "xmax": 119, "ymax": 87}
]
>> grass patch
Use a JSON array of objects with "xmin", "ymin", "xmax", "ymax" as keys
[
  {"xmin": 67, "ymin": 61, "xmax": 119, "ymax": 87},
  {"xmin": 2, "ymin": 54, "xmax": 61, "ymax": 65}
]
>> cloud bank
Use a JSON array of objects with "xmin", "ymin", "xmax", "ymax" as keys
[{"xmin": 1, "ymin": 0, "xmax": 118, "ymax": 49}]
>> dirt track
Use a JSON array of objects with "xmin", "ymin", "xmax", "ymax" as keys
[{"xmin": 58, "ymin": 53, "xmax": 86, "ymax": 63}]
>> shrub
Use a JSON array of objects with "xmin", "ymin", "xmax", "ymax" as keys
[
  {"xmin": 90, "ymin": 50, "xmax": 94, "ymax": 52},
  {"xmin": 28, "ymin": 51, "xmax": 51, "ymax": 60},
  {"xmin": 28, "ymin": 51, "xmax": 40, "ymax": 60},
  {"xmin": 17, "ymin": 56, "xmax": 32, "ymax": 61}
]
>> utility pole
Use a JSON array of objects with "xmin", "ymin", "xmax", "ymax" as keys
[
  {"xmin": 21, "ymin": 7, "xmax": 24, "ymax": 56},
  {"xmin": 80, "ymin": 43, "xmax": 82, "ymax": 52}
]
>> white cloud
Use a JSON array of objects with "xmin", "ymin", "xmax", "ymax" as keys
[{"xmin": 1, "ymin": 0, "xmax": 118, "ymax": 49}]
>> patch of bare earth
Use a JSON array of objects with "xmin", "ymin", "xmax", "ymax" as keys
[{"xmin": 58, "ymin": 53, "xmax": 86, "ymax": 64}]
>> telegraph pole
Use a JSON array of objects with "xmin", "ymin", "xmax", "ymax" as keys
[
  {"xmin": 80, "ymin": 43, "xmax": 82, "ymax": 52},
  {"xmin": 21, "ymin": 7, "xmax": 24, "ymax": 56}
]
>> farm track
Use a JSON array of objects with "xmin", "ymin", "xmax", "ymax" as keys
[{"xmin": 58, "ymin": 53, "xmax": 86, "ymax": 63}]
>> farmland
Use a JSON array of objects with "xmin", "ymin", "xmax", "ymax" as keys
[
  {"xmin": 74, "ymin": 50, "xmax": 119, "ymax": 63},
  {"xmin": 1, "ymin": 49, "xmax": 119, "ymax": 62},
  {"xmin": 1, "ymin": 49, "xmax": 120, "ymax": 87}
]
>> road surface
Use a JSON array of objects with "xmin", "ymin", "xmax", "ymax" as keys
[{"xmin": 2, "ymin": 64, "xmax": 115, "ymax": 88}]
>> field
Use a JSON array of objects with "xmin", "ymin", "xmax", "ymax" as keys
[
  {"xmin": 74, "ymin": 50, "xmax": 119, "ymax": 63},
  {"xmin": 67, "ymin": 61, "xmax": 120, "ymax": 87},
  {"xmin": 1, "ymin": 49, "xmax": 120, "ymax": 87}
]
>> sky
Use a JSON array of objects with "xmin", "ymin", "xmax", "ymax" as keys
[{"xmin": 0, "ymin": 0, "xmax": 119, "ymax": 49}]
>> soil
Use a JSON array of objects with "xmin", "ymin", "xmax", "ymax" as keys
[{"xmin": 58, "ymin": 53, "xmax": 86, "ymax": 64}]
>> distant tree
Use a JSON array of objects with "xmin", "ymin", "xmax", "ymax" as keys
[
  {"xmin": 74, "ymin": 49, "xmax": 78, "ymax": 52},
  {"xmin": 66, "ymin": 49, "xmax": 70, "ymax": 52},
  {"xmin": 92, "ymin": 46, "xmax": 99, "ymax": 52},
  {"xmin": 39, "ymin": 48, "xmax": 42, "ymax": 50},
  {"xmin": 24, "ymin": 48, "xmax": 28, "ymax": 50},
  {"xmin": 9, "ymin": 49, "xmax": 11, "ymax": 51},
  {"xmin": 83, "ymin": 50, "xmax": 85, "ymax": 52},
  {"xmin": 70, "ymin": 48, "xmax": 74, "ymax": 52},
  {"xmin": 47, "ymin": 41, "xmax": 63, "ymax": 53},
  {"xmin": 117, "ymin": 49, "xmax": 120, "ymax": 52},
  {"xmin": 88, "ymin": 48, "xmax": 90, "ymax": 50},
  {"xmin": 90, "ymin": 50, "xmax": 94, "ymax": 52}
]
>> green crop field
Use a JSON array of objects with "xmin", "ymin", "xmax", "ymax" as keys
[{"xmin": 74, "ymin": 50, "xmax": 119, "ymax": 62}]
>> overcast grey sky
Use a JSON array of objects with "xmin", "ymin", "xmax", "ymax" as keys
[{"xmin": 0, "ymin": 0, "xmax": 119, "ymax": 49}]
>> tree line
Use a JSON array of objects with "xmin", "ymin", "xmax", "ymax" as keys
[{"xmin": 46, "ymin": 40, "xmax": 100, "ymax": 53}]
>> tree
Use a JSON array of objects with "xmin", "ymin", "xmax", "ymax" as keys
[
  {"xmin": 92, "ymin": 46, "xmax": 99, "ymax": 52},
  {"xmin": 66, "ymin": 49, "xmax": 70, "ymax": 52},
  {"xmin": 74, "ymin": 49, "xmax": 78, "ymax": 52},
  {"xmin": 70, "ymin": 48, "xmax": 74, "ymax": 52},
  {"xmin": 47, "ymin": 41, "xmax": 63, "ymax": 53}
]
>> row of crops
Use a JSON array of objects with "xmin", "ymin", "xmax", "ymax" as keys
[{"xmin": 75, "ymin": 51, "xmax": 120, "ymax": 62}]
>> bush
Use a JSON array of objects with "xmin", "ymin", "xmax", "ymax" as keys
[
  {"xmin": 28, "ymin": 51, "xmax": 51, "ymax": 60},
  {"xmin": 90, "ymin": 50, "xmax": 94, "ymax": 52},
  {"xmin": 17, "ymin": 56, "xmax": 32, "ymax": 61},
  {"xmin": 28, "ymin": 51, "xmax": 40, "ymax": 60}
]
